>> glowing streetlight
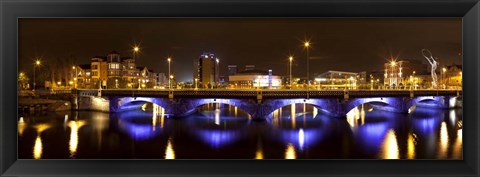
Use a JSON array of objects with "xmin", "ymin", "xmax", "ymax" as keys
[
  {"xmin": 412, "ymin": 71, "xmax": 416, "ymax": 90},
  {"xmin": 390, "ymin": 61, "xmax": 396, "ymax": 66},
  {"xmin": 170, "ymin": 75, "xmax": 174, "ymax": 89},
  {"xmin": 289, "ymin": 56, "xmax": 293, "ymax": 89},
  {"xmin": 303, "ymin": 41, "xmax": 311, "ymax": 90},
  {"xmin": 195, "ymin": 78, "xmax": 198, "ymax": 90},
  {"xmin": 442, "ymin": 67, "xmax": 447, "ymax": 89},
  {"xmin": 215, "ymin": 58, "xmax": 220, "ymax": 89},
  {"xmin": 167, "ymin": 58, "xmax": 172, "ymax": 89},
  {"xmin": 72, "ymin": 66, "xmax": 77, "ymax": 89},
  {"xmin": 33, "ymin": 59, "xmax": 41, "ymax": 91},
  {"xmin": 115, "ymin": 79, "xmax": 118, "ymax": 89},
  {"xmin": 138, "ymin": 79, "xmax": 141, "ymax": 90},
  {"xmin": 133, "ymin": 45, "xmax": 140, "ymax": 61}
]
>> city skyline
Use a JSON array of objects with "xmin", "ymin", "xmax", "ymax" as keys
[{"xmin": 19, "ymin": 18, "xmax": 461, "ymax": 82}]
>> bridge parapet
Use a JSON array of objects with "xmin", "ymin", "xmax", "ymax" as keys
[{"xmin": 93, "ymin": 89, "xmax": 461, "ymax": 99}]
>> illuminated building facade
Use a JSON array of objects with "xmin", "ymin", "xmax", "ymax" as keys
[
  {"xmin": 193, "ymin": 52, "xmax": 220, "ymax": 88},
  {"xmin": 314, "ymin": 71, "xmax": 358, "ymax": 90},
  {"xmin": 228, "ymin": 69, "xmax": 282, "ymax": 89}
]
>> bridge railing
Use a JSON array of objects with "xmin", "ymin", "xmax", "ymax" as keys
[{"xmin": 75, "ymin": 88, "xmax": 461, "ymax": 98}]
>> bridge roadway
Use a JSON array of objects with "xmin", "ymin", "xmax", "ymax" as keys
[
  {"xmin": 79, "ymin": 89, "xmax": 462, "ymax": 99},
  {"xmin": 73, "ymin": 89, "xmax": 462, "ymax": 119}
]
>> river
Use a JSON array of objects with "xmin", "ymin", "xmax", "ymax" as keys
[{"xmin": 18, "ymin": 103, "xmax": 462, "ymax": 159}]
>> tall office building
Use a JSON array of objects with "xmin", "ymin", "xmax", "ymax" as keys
[{"xmin": 193, "ymin": 52, "xmax": 220, "ymax": 88}]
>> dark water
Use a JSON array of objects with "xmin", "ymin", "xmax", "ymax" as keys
[{"xmin": 18, "ymin": 103, "xmax": 462, "ymax": 159}]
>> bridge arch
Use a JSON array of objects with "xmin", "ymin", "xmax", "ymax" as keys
[
  {"xmin": 405, "ymin": 96, "xmax": 450, "ymax": 110},
  {"xmin": 345, "ymin": 97, "xmax": 405, "ymax": 116},
  {"xmin": 173, "ymin": 98, "xmax": 257, "ymax": 118},
  {"xmin": 112, "ymin": 97, "xmax": 169, "ymax": 112},
  {"xmin": 259, "ymin": 98, "xmax": 343, "ymax": 118}
]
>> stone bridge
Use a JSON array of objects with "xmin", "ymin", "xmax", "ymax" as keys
[{"xmin": 73, "ymin": 89, "xmax": 462, "ymax": 120}]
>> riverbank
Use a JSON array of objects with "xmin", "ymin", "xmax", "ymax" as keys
[{"xmin": 18, "ymin": 97, "xmax": 71, "ymax": 112}]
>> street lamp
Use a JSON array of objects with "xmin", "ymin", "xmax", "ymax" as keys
[
  {"xmin": 115, "ymin": 79, "xmax": 118, "ymax": 89},
  {"xmin": 72, "ymin": 66, "xmax": 78, "ymax": 89},
  {"xmin": 442, "ymin": 67, "xmax": 447, "ymax": 89},
  {"xmin": 412, "ymin": 71, "xmax": 416, "ymax": 90},
  {"xmin": 33, "ymin": 59, "xmax": 41, "ymax": 91},
  {"xmin": 133, "ymin": 46, "xmax": 140, "ymax": 61},
  {"xmin": 170, "ymin": 75, "xmax": 174, "ymax": 90},
  {"xmin": 167, "ymin": 58, "xmax": 171, "ymax": 89},
  {"xmin": 215, "ymin": 58, "xmax": 220, "ymax": 89},
  {"xmin": 195, "ymin": 78, "xmax": 198, "ymax": 90},
  {"xmin": 304, "ymin": 41, "xmax": 310, "ymax": 90},
  {"xmin": 138, "ymin": 79, "xmax": 141, "ymax": 90},
  {"xmin": 289, "ymin": 56, "xmax": 293, "ymax": 89},
  {"xmin": 389, "ymin": 60, "xmax": 397, "ymax": 89}
]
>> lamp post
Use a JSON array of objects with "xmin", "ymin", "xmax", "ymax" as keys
[
  {"xmin": 72, "ymin": 66, "xmax": 77, "ymax": 89},
  {"xmin": 133, "ymin": 46, "xmax": 139, "ymax": 61},
  {"xmin": 138, "ymin": 79, "xmax": 141, "ymax": 90},
  {"xmin": 167, "ymin": 58, "xmax": 171, "ymax": 90},
  {"xmin": 289, "ymin": 56, "xmax": 293, "ymax": 89},
  {"xmin": 115, "ymin": 79, "xmax": 118, "ymax": 89},
  {"xmin": 170, "ymin": 75, "xmax": 174, "ymax": 90},
  {"xmin": 442, "ymin": 67, "xmax": 447, "ymax": 89},
  {"xmin": 216, "ymin": 58, "xmax": 219, "ymax": 89},
  {"xmin": 390, "ymin": 61, "xmax": 396, "ymax": 89},
  {"xmin": 304, "ymin": 41, "xmax": 310, "ymax": 90},
  {"xmin": 33, "ymin": 59, "xmax": 41, "ymax": 91},
  {"xmin": 412, "ymin": 71, "xmax": 416, "ymax": 90},
  {"xmin": 195, "ymin": 78, "xmax": 198, "ymax": 90}
]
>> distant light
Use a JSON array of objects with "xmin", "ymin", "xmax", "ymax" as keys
[
  {"xmin": 289, "ymin": 56, "xmax": 293, "ymax": 61},
  {"xmin": 304, "ymin": 41, "xmax": 310, "ymax": 47}
]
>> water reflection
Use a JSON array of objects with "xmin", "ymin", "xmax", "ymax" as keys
[
  {"xmin": 255, "ymin": 139, "xmax": 264, "ymax": 159},
  {"xmin": 407, "ymin": 133, "xmax": 416, "ymax": 159},
  {"xmin": 32, "ymin": 124, "xmax": 51, "ymax": 160},
  {"xmin": 68, "ymin": 120, "xmax": 86, "ymax": 158},
  {"xmin": 165, "ymin": 137, "xmax": 175, "ymax": 159},
  {"xmin": 18, "ymin": 103, "xmax": 463, "ymax": 159},
  {"xmin": 33, "ymin": 136, "xmax": 43, "ymax": 159},
  {"xmin": 285, "ymin": 143, "xmax": 296, "ymax": 159},
  {"xmin": 438, "ymin": 122, "xmax": 449, "ymax": 159},
  {"xmin": 117, "ymin": 110, "xmax": 163, "ymax": 140},
  {"xmin": 18, "ymin": 117, "xmax": 25, "ymax": 136},
  {"xmin": 381, "ymin": 129, "xmax": 399, "ymax": 159}
]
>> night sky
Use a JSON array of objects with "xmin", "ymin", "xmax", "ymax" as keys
[{"xmin": 19, "ymin": 18, "xmax": 461, "ymax": 82}]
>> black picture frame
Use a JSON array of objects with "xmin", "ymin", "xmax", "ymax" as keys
[{"xmin": 1, "ymin": 0, "xmax": 479, "ymax": 176}]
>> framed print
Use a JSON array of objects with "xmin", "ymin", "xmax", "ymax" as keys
[{"xmin": 1, "ymin": 0, "xmax": 479, "ymax": 176}]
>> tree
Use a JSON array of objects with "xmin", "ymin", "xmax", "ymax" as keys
[{"xmin": 18, "ymin": 72, "xmax": 30, "ymax": 90}]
